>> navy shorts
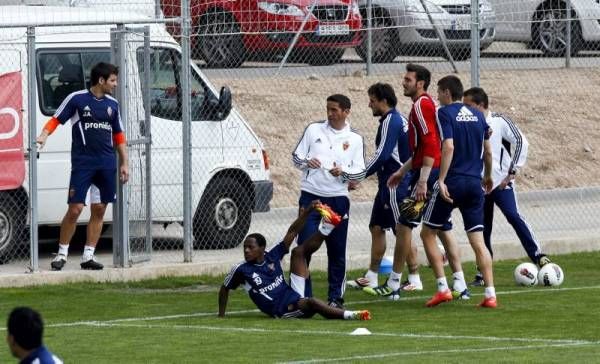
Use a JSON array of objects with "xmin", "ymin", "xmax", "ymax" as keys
[
  {"xmin": 273, "ymin": 289, "xmax": 315, "ymax": 319},
  {"xmin": 423, "ymin": 175, "xmax": 484, "ymax": 232},
  {"xmin": 68, "ymin": 168, "xmax": 116, "ymax": 205},
  {"xmin": 398, "ymin": 168, "xmax": 442, "ymax": 228},
  {"xmin": 369, "ymin": 176, "xmax": 411, "ymax": 232}
]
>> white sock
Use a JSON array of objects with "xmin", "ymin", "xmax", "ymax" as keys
[
  {"xmin": 436, "ymin": 277, "xmax": 449, "ymax": 292},
  {"xmin": 387, "ymin": 271, "xmax": 402, "ymax": 291},
  {"xmin": 290, "ymin": 273, "xmax": 306, "ymax": 298},
  {"xmin": 58, "ymin": 244, "xmax": 69, "ymax": 257},
  {"xmin": 318, "ymin": 219, "xmax": 335, "ymax": 236},
  {"xmin": 408, "ymin": 273, "xmax": 421, "ymax": 286},
  {"xmin": 343, "ymin": 311, "xmax": 353, "ymax": 320},
  {"xmin": 365, "ymin": 270, "xmax": 378, "ymax": 288},
  {"xmin": 82, "ymin": 245, "xmax": 95, "ymax": 260},
  {"xmin": 485, "ymin": 286, "xmax": 496, "ymax": 299},
  {"xmin": 452, "ymin": 271, "xmax": 467, "ymax": 293}
]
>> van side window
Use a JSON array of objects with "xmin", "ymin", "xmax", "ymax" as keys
[
  {"xmin": 136, "ymin": 47, "xmax": 210, "ymax": 121},
  {"xmin": 37, "ymin": 52, "xmax": 85, "ymax": 115}
]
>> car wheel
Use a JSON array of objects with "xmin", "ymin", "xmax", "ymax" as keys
[
  {"xmin": 0, "ymin": 193, "xmax": 26, "ymax": 264},
  {"xmin": 196, "ymin": 11, "xmax": 246, "ymax": 68},
  {"xmin": 305, "ymin": 49, "xmax": 345, "ymax": 66},
  {"xmin": 193, "ymin": 177, "xmax": 252, "ymax": 249},
  {"xmin": 532, "ymin": 6, "xmax": 582, "ymax": 57},
  {"xmin": 355, "ymin": 13, "xmax": 398, "ymax": 63}
]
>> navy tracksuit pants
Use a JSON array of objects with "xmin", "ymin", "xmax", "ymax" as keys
[
  {"xmin": 297, "ymin": 191, "xmax": 350, "ymax": 302},
  {"xmin": 483, "ymin": 183, "xmax": 542, "ymax": 263}
]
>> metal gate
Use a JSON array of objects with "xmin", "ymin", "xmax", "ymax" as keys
[{"xmin": 111, "ymin": 26, "xmax": 152, "ymax": 266}]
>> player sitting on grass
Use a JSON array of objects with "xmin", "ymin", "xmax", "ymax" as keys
[{"xmin": 218, "ymin": 201, "xmax": 371, "ymax": 320}]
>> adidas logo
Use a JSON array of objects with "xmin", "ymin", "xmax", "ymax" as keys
[
  {"xmin": 315, "ymin": 138, "xmax": 322, "ymax": 143},
  {"xmin": 456, "ymin": 106, "xmax": 479, "ymax": 122},
  {"xmin": 252, "ymin": 273, "xmax": 259, "ymax": 278}
]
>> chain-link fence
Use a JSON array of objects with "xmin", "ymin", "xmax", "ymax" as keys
[{"xmin": 0, "ymin": 0, "xmax": 598, "ymax": 276}]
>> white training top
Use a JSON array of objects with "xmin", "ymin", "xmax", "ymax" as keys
[
  {"xmin": 485, "ymin": 111, "xmax": 529, "ymax": 189},
  {"xmin": 292, "ymin": 120, "xmax": 365, "ymax": 197}
]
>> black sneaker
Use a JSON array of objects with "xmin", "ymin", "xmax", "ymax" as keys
[
  {"xmin": 328, "ymin": 298, "xmax": 345, "ymax": 309},
  {"xmin": 80, "ymin": 256, "xmax": 104, "ymax": 270},
  {"xmin": 50, "ymin": 254, "xmax": 67, "ymax": 271},
  {"xmin": 537, "ymin": 255, "xmax": 552, "ymax": 267},
  {"xmin": 469, "ymin": 275, "xmax": 485, "ymax": 287}
]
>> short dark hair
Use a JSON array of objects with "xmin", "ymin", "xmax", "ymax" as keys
[
  {"xmin": 90, "ymin": 62, "xmax": 119, "ymax": 86},
  {"xmin": 326, "ymin": 94, "xmax": 351, "ymax": 110},
  {"xmin": 8, "ymin": 307, "xmax": 43, "ymax": 350},
  {"xmin": 406, "ymin": 63, "xmax": 431, "ymax": 90},
  {"xmin": 437, "ymin": 75, "xmax": 464, "ymax": 101},
  {"xmin": 246, "ymin": 233, "xmax": 267, "ymax": 248},
  {"xmin": 367, "ymin": 82, "xmax": 397, "ymax": 108},
  {"xmin": 463, "ymin": 87, "xmax": 489, "ymax": 108}
]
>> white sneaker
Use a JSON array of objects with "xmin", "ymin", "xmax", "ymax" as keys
[
  {"xmin": 50, "ymin": 254, "xmax": 67, "ymax": 271},
  {"xmin": 400, "ymin": 280, "xmax": 424, "ymax": 291},
  {"xmin": 347, "ymin": 277, "xmax": 374, "ymax": 289}
]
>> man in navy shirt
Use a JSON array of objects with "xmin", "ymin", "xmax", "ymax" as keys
[
  {"xmin": 420, "ymin": 75, "xmax": 497, "ymax": 308},
  {"xmin": 37, "ymin": 62, "xmax": 129, "ymax": 271},
  {"xmin": 344, "ymin": 83, "xmax": 424, "ymax": 293},
  {"xmin": 7, "ymin": 307, "xmax": 62, "ymax": 364},
  {"xmin": 218, "ymin": 201, "xmax": 371, "ymax": 320}
]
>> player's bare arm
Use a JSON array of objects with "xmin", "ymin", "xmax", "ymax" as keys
[
  {"xmin": 116, "ymin": 143, "xmax": 129, "ymax": 183},
  {"xmin": 387, "ymin": 157, "xmax": 412, "ymax": 188},
  {"xmin": 482, "ymin": 139, "xmax": 493, "ymax": 193},
  {"xmin": 36, "ymin": 117, "xmax": 60, "ymax": 149},
  {"xmin": 415, "ymin": 156, "xmax": 434, "ymax": 201},
  {"xmin": 438, "ymin": 139, "xmax": 455, "ymax": 203},
  {"xmin": 218, "ymin": 285, "xmax": 230, "ymax": 317}
]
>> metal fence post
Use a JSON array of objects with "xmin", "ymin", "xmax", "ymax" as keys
[
  {"xmin": 27, "ymin": 26, "xmax": 39, "ymax": 273},
  {"xmin": 143, "ymin": 27, "xmax": 153, "ymax": 258},
  {"xmin": 112, "ymin": 24, "xmax": 129, "ymax": 267},
  {"xmin": 182, "ymin": 0, "xmax": 193, "ymax": 262},
  {"xmin": 470, "ymin": 0, "xmax": 480, "ymax": 87},
  {"xmin": 366, "ymin": 0, "xmax": 372, "ymax": 76},
  {"xmin": 566, "ymin": 0, "xmax": 572, "ymax": 68}
]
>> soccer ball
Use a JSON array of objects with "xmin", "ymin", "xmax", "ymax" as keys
[
  {"xmin": 514, "ymin": 262, "xmax": 539, "ymax": 286},
  {"xmin": 538, "ymin": 263, "xmax": 564, "ymax": 286}
]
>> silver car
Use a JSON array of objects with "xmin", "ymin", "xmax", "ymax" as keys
[
  {"xmin": 355, "ymin": 0, "xmax": 496, "ymax": 62},
  {"xmin": 491, "ymin": 0, "xmax": 600, "ymax": 56}
]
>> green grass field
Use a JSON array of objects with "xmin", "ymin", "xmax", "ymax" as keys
[{"xmin": 1, "ymin": 251, "xmax": 599, "ymax": 363}]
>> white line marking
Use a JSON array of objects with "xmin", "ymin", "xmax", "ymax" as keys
[
  {"xmin": 1, "ymin": 284, "xmax": 597, "ymax": 336},
  {"xmin": 277, "ymin": 342, "xmax": 600, "ymax": 364},
  {"xmin": 72, "ymin": 322, "xmax": 593, "ymax": 346}
]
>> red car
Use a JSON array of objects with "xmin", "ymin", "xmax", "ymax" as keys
[{"xmin": 162, "ymin": 0, "xmax": 362, "ymax": 67}]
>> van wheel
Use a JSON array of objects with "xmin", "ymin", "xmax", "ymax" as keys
[
  {"xmin": 196, "ymin": 11, "xmax": 246, "ymax": 68},
  {"xmin": 193, "ymin": 177, "xmax": 251, "ymax": 249},
  {"xmin": 0, "ymin": 193, "xmax": 26, "ymax": 264}
]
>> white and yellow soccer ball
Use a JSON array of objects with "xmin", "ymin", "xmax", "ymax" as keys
[
  {"xmin": 538, "ymin": 263, "xmax": 564, "ymax": 287},
  {"xmin": 514, "ymin": 262, "xmax": 539, "ymax": 286}
]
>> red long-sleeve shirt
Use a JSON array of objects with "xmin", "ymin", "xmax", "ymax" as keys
[{"xmin": 408, "ymin": 93, "xmax": 441, "ymax": 169}]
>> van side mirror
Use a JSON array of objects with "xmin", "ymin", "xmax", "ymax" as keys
[{"xmin": 216, "ymin": 86, "xmax": 232, "ymax": 120}]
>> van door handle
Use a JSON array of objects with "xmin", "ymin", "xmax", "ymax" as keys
[{"xmin": 24, "ymin": 151, "xmax": 40, "ymax": 160}]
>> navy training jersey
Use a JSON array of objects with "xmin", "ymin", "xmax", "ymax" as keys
[
  {"xmin": 223, "ymin": 242, "xmax": 295, "ymax": 317},
  {"xmin": 365, "ymin": 108, "xmax": 411, "ymax": 185},
  {"xmin": 437, "ymin": 103, "xmax": 489, "ymax": 179},
  {"xmin": 54, "ymin": 89, "xmax": 123, "ymax": 170},
  {"xmin": 20, "ymin": 345, "xmax": 63, "ymax": 364}
]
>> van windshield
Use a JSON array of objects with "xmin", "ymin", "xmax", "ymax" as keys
[{"xmin": 136, "ymin": 47, "xmax": 213, "ymax": 121}]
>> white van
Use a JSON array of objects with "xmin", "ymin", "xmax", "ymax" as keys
[{"xmin": 0, "ymin": 5, "xmax": 273, "ymax": 258}]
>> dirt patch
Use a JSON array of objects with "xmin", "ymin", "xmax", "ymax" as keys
[{"xmin": 217, "ymin": 68, "xmax": 600, "ymax": 207}]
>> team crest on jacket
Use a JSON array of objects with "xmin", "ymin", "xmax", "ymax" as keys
[
  {"xmin": 268, "ymin": 263, "xmax": 275, "ymax": 271},
  {"xmin": 342, "ymin": 141, "xmax": 350, "ymax": 151},
  {"xmin": 107, "ymin": 106, "xmax": 113, "ymax": 117}
]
